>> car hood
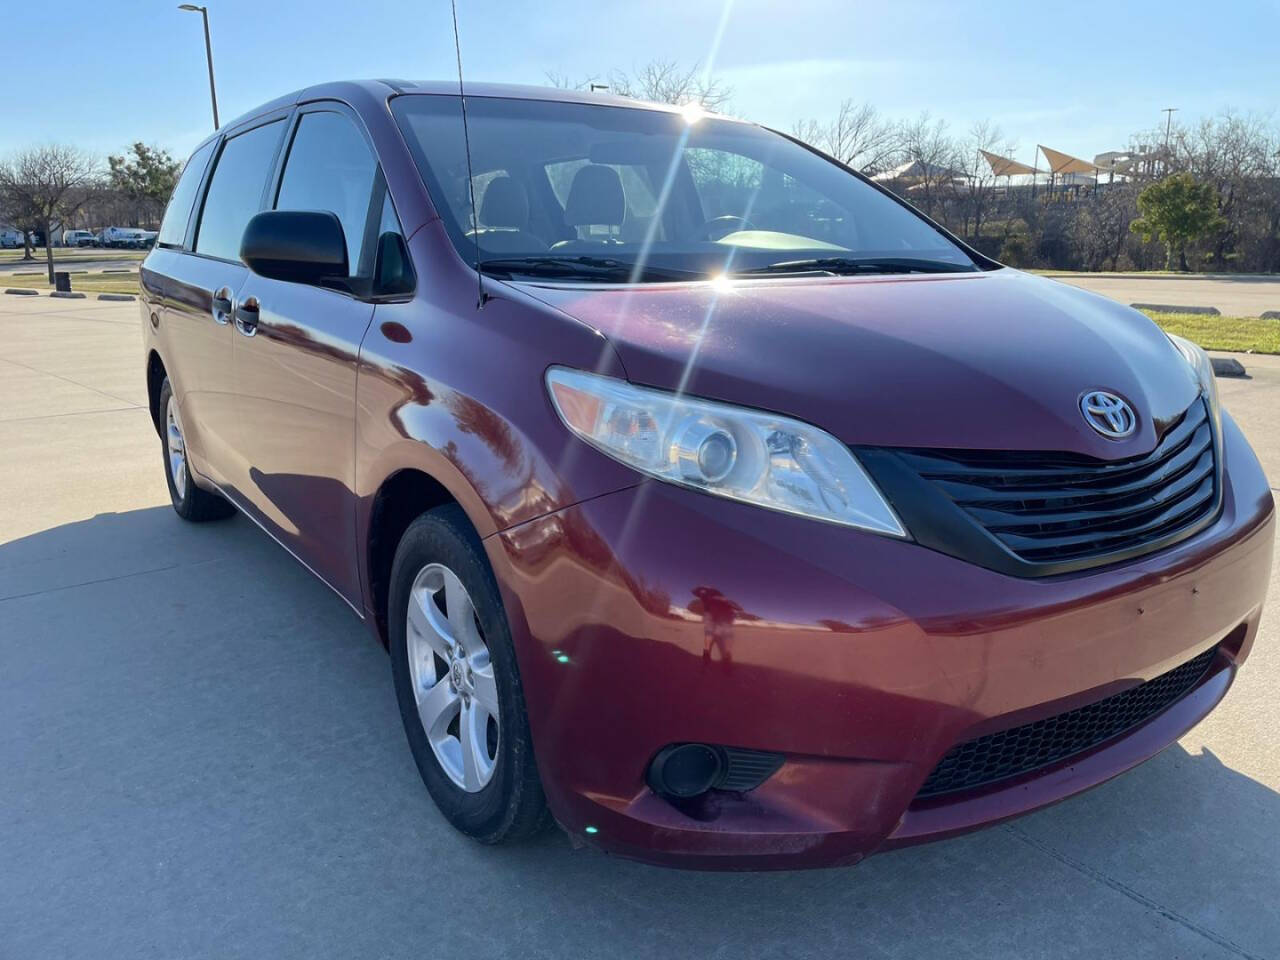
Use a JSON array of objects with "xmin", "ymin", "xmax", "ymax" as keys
[{"xmin": 519, "ymin": 268, "xmax": 1200, "ymax": 458}]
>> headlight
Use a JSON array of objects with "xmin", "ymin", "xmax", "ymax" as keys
[
  {"xmin": 1167, "ymin": 334, "xmax": 1223, "ymax": 468},
  {"xmin": 1167, "ymin": 333, "xmax": 1220, "ymax": 416},
  {"xmin": 545, "ymin": 367, "xmax": 907, "ymax": 537}
]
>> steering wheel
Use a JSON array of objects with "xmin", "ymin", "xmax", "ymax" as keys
[{"xmin": 694, "ymin": 215, "xmax": 758, "ymax": 240}]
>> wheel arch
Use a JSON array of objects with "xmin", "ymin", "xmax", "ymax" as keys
[
  {"xmin": 365, "ymin": 466, "xmax": 474, "ymax": 647},
  {"xmin": 146, "ymin": 349, "xmax": 167, "ymax": 437}
]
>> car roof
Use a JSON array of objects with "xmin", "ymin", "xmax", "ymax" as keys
[{"xmin": 199, "ymin": 79, "xmax": 741, "ymax": 154}]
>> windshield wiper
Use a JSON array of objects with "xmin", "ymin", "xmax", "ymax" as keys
[
  {"xmin": 732, "ymin": 257, "xmax": 977, "ymax": 277},
  {"xmin": 478, "ymin": 256, "xmax": 702, "ymax": 283}
]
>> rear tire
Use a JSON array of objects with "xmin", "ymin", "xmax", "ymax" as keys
[
  {"xmin": 158, "ymin": 378, "xmax": 233, "ymax": 522},
  {"xmin": 390, "ymin": 504, "xmax": 550, "ymax": 843}
]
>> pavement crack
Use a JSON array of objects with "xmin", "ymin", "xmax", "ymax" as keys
[
  {"xmin": 0, "ymin": 355, "xmax": 142, "ymax": 408},
  {"xmin": 0, "ymin": 558, "xmax": 220, "ymax": 603},
  {"xmin": 1004, "ymin": 824, "xmax": 1267, "ymax": 960},
  {"xmin": 1, "ymin": 405, "xmax": 142, "ymax": 424}
]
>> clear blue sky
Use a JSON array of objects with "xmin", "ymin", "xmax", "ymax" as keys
[{"xmin": 2, "ymin": 0, "xmax": 1277, "ymax": 164}]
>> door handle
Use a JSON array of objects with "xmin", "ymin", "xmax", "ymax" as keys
[
  {"xmin": 211, "ymin": 286, "xmax": 234, "ymax": 325},
  {"xmin": 234, "ymin": 296, "xmax": 260, "ymax": 337}
]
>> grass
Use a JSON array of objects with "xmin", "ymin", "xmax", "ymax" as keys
[
  {"xmin": 10, "ymin": 272, "xmax": 141, "ymax": 296},
  {"xmin": 0, "ymin": 248, "xmax": 145, "ymax": 264},
  {"xmin": 1141, "ymin": 311, "xmax": 1280, "ymax": 355},
  {"xmin": 1033, "ymin": 268, "xmax": 1176, "ymax": 277}
]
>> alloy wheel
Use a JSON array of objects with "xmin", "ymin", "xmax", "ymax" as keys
[
  {"xmin": 406, "ymin": 563, "xmax": 501, "ymax": 792},
  {"xmin": 165, "ymin": 396, "xmax": 188, "ymax": 500}
]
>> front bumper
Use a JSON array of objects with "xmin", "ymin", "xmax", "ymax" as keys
[{"xmin": 487, "ymin": 412, "xmax": 1274, "ymax": 870}]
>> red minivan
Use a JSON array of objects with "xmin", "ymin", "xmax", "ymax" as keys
[{"xmin": 140, "ymin": 80, "xmax": 1274, "ymax": 869}]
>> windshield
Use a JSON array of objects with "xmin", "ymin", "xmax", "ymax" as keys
[{"xmin": 391, "ymin": 95, "xmax": 980, "ymax": 282}]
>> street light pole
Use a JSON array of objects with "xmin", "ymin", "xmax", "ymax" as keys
[
  {"xmin": 179, "ymin": 4, "xmax": 220, "ymax": 130},
  {"xmin": 1161, "ymin": 107, "xmax": 1178, "ymax": 175}
]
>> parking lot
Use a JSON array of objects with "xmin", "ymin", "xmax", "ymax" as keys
[
  {"xmin": 1, "ymin": 293, "xmax": 1277, "ymax": 959},
  {"xmin": 1051, "ymin": 272, "xmax": 1280, "ymax": 317}
]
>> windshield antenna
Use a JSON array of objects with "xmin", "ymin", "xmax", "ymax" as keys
[{"xmin": 450, "ymin": 0, "xmax": 487, "ymax": 308}]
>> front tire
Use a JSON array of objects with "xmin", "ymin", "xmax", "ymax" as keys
[
  {"xmin": 157, "ymin": 378, "xmax": 233, "ymax": 522},
  {"xmin": 389, "ymin": 504, "xmax": 549, "ymax": 843}
]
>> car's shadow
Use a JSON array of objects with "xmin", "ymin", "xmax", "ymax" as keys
[{"xmin": 2, "ymin": 506, "xmax": 1276, "ymax": 959}]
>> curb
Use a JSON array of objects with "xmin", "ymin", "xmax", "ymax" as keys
[
  {"xmin": 102, "ymin": 269, "xmax": 134, "ymax": 274},
  {"xmin": 97, "ymin": 293, "xmax": 136, "ymax": 302},
  {"xmin": 4, "ymin": 288, "xmax": 39, "ymax": 296},
  {"xmin": 1131, "ymin": 303, "xmax": 1221, "ymax": 316},
  {"xmin": 49, "ymin": 291, "xmax": 86, "ymax": 299},
  {"xmin": 1211, "ymin": 357, "xmax": 1247, "ymax": 378}
]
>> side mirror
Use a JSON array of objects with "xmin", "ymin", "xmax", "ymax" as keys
[{"xmin": 240, "ymin": 210, "xmax": 348, "ymax": 286}]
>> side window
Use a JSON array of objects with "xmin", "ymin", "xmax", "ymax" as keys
[
  {"xmin": 158, "ymin": 139, "xmax": 216, "ymax": 248},
  {"xmin": 274, "ymin": 111, "xmax": 378, "ymax": 278},
  {"xmin": 194, "ymin": 119, "xmax": 285, "ymax": 261}
]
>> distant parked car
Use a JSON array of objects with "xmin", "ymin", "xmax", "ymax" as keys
[
  {"xmin": 101, "ymin": 226, "xmax": 138, "ymax": 248},
  {"xmin": 63, "ymin": 230, "xmax": 96, "ymax": 247},
  {"xmin": 101, "ymin": 226, "xmax": 151, "ymax": 248}
]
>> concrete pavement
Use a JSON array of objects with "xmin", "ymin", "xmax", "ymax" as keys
[
  {"xmin": 1, "ymin": 295, "xmax": 1277, "ymax": 960},
  {"xmin": 1050, "ymin": 272, "xmax": 1280, "ymax": 317}
]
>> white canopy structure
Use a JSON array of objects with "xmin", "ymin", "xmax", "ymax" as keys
[
  {"xmin": 980, "ymin": 150, "xmax": 1037, "ymax": 178},
  {"xmin": 1038, "ymin": 145, "xmax": 1115, "ymax": 184},
  {"xmin": 871, "ymin": 158, "xmax": 963, "ymax": 184}
]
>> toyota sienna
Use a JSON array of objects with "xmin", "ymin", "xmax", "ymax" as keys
[{"xmin": 139, "ymin": 80, "xmax": 1274, "ymax": 869}]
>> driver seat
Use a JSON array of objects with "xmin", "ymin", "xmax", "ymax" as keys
[{"xmin": 553, "ymin": 165, "xmax": 625, "ymax": 249}]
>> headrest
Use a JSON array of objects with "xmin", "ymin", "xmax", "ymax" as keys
[
  {"xmin": 479, "ymin": 176, "xmax": 529, "ymax": 229},
  {"xmin": 563, "ymin": 164, "xmax": 625, "ymax": 227}
]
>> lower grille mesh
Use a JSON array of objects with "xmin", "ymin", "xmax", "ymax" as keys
[{"xmin": 917, "ymin": 646, "xmax": 1217, "ymax": 799}]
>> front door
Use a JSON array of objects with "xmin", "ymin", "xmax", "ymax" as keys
[
  {"xmin": 231, "ymin": 105, "xmax": 384, "ymax": 606},
  {"xmin": 176, "ymin": 115, "xmax": 288, "ymax": 491}
]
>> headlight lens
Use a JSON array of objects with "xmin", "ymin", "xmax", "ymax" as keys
[
  {"xmin": 1168, "ymin": 333, "xmax": 1220, "ymax": 415},
  {"xmin": 546, "ymin": 367, "xmax": 907, "ymax": 537}
]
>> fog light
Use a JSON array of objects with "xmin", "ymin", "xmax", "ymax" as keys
[{"xmin": 647, "ymin": 743, "xmax": 724, "ymax": 798}]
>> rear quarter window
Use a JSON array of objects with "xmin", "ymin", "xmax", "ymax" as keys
[{"xmin": 157, "ymin": 139, "xmax": 216, "ymax": 249}]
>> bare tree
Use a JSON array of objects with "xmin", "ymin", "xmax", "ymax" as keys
[
  {"xmin": 1071, "ymin": 185, "xmax": 1139, "ymax": 270},
  {"xmin": 1, "ymin": 186, "xmax": 42, "ymax": 262},
  {"xmin": 953, "ymin": 120, "xmax": 1014, "ymax": 240},
  {"xmin": 614, "ymin": 59, "xmax": 732, "ymax": 110},
  {"xmin": 0, "ymin": 145, "xmax": 99, "ymax": 283},
  {"xmin": 793, "ymin": 100, "xmax": 898, "ymax": 176},
  {"xmin": 545, "ymin": 70, "xmax": 604, "ymax": 92},
  {"xmin": 548, "ymin": 59, "xmax": 731, "ymax": 110},
  {"xmin": 894, "ymin": 112, "xmax": 959, "ymax": 221}
]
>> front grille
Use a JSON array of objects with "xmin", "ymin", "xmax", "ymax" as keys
[
  {"xmin": 916, "ymin": 645, "xmax": 1217, "ymax": 799},
  {"xmin": 894, "ymin": 398, "xmax": 1217, "ymax": 568}
]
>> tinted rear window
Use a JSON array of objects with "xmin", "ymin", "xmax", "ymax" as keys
[
  {"xmin": 157, "ymin": 139, "xmax": 216, "ymax": 249},
  {"xmin": 194, "ymin": 120, "xmax": 285, "ymax": 262}
]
